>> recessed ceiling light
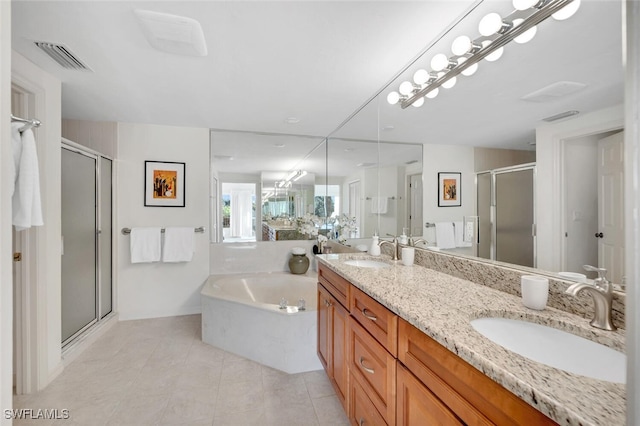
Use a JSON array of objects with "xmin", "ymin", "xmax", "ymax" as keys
[
  {"xmin": 274, "ymin": 143, "xmax": 285, "ymax": 148},
  {"xmin": 285, "ymin": 117, "xmax": 300, "ymax": 124},
  {"xmin": 381, "ymin": 125, "xmax": 395, "ymax": 131},
  {"xmin": 344, "ymin": 148, "xmax": 354, "ymax": 152},
  {"xmin": 213, "ymin": 155, "xmax": 233, "ymax": 161},
  {"xmin": 521, "ymin": 81, "xmax": 587, "ymax": 103},
  {"xmin": 357, "ymin": 162, "xmax": 377, "ymax": 168}
]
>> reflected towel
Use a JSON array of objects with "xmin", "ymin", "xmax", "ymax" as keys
[
  {"xmin": 435, "ymin": 222, "xmax": 456, "ymax": 249},
  {"xmin": 371, "ymin": 197, "xmax": 388, "ymax": 214},
  {"xmin": 454, "ymin": 221, "xmax": 472, "ymax": 247},
  {"xmin": 11, "ymin": 123, "xmax": 43, "ymax": 231},
  {"xmin": 130, "ymin": 227, "xmax": 162, "ymax": 263},
  {"xmin": 162, "ymin": 227, "xmax": 195, "ymax": 262}
]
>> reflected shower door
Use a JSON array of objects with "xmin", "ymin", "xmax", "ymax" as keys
[
  {"xmin": 100, "ymin": 157, "xmax": 113, "ymax": 318},
  {"xmin": 61, "ymin": 147, "xmax": 97, "ymax": 343}
]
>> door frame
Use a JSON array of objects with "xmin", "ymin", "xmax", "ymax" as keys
[{"xmin": 558, "ymin": 126, "xmax": 624, "ymax": 273}]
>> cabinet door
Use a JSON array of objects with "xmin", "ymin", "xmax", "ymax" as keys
[
  {"xmin": 332, "ymin": 297, "xmax": 349, "ymax": 410},
  {"xmin": 397, "ymin": 364, "xmax": 463, "ymax": 426},
  {"xmin": 318, "ymin": 284, "xmax": 331, "ymax": 371}
]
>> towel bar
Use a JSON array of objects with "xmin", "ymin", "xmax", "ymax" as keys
[{"xmin": 121, "ymin": 226, "xmax": 205, "ymax": 235}]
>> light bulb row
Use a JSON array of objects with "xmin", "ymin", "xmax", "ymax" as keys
[{"xmin": 387, "ymin": 0, "xmax": 581, "ymax": 108}]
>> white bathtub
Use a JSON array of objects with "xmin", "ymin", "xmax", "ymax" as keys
[{"xmin": 200, "ymin": 272, "xmax": 322, "ymax": 374}]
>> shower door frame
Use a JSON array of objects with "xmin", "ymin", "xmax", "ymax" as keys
[{"xmin": 61, "ymin": 139, "xmax": 114, "ymax": 348}]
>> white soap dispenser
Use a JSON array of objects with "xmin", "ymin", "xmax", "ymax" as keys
[{"xmin": 370, "ymin": 234, "xmax": 381, "ymax": 256}]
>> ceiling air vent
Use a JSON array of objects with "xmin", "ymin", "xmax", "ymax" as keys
[{"xmin": 34, "ymin": 42, "xmax": 92, "ymax": 71}]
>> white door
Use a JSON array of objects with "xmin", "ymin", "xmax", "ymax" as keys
[
  {"xmin": 408, "ymin": 174, "xmax": 423, "ymax": 237},
  {"xmin": 597, "ymin": 131, "xmax": 624, "ymax": 283},
  {"xmin": 348, "ymin": 180, "xmax": 361, "ymax": 237}
]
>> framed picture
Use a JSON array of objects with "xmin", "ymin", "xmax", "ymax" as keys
[
  {"xmin": 144, "ymin": 161, "xmax": 185, "ymax": 207},
  {"xmin": 438, "ymin": 172, "xmax": 461, "ymax": 207}
]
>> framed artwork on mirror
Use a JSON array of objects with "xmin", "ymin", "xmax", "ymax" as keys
[
  {"xmin": 438, "ymin": 172, "xmax": 461, "ymax": 207},
  {"xmin": 144, "ymin": 160, "xmax": 185, "ymax": 207}
]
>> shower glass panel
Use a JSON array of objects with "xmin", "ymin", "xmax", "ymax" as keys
[
  {"xmin": 476, "ymin": 172, "xmax": 491, "ymax": 260},
  {"xmin": 61, "ymin": 148, "xmax": 97, "ymax": 343},
  {"xmin": 495, "ymin": 168, "xmax": 535, "ymax": 267},
  {"xmin": 100, "ymin": 157, "xmax": 113, "ymax": 318}
]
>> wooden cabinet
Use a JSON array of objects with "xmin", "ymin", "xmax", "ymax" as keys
[
  {"xmin": 396, "ymin": 363, "xmax": 463, "ymax": 426},
  {"xmin": 397, "ymin": 318, "xmax": 557, "ymax": 426},
  {"xmin": 348, "ymin": 316, "xmax": 396, "ymax": 424},
  {"xmin": 318, "ymin": 274, "xmax": 350, "ymax": 412},
  {"xmin": 318, "ymin": 264, "xmax": 557, "ymax": 426}
]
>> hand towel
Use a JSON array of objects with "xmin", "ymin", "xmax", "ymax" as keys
[
  {"xmin": 11, "ymin": 123, "xmax": 44, "ymax": 231},
  {"xmin": 435, "ymin": 222, "xmax": 456, "ymax": 249},
  {"xmin": 371, "ymin": 197, "xmax": 388, "ymax": 214},
  {"xmin": 162, "ymin": 227, "xmax": 195, "ymax": 262},
  {"xmin": 454, "ymin": 221, "xmax": 472, "ymax": 247},
  {"xmin": 130, "ymin": 227, "xmax": 162, "ymax": 263}
]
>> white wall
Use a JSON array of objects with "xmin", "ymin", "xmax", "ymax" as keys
[
  {"xmin": 536, "ymin": 105, "xmax": 623, "ymax": 272},
  {"xmin": 117, "ymin": 123, "xmax": 210, "ymax": 320},
  {"xmin": 422, "ymin": 143, "xmax": 475, "ymax": 225},
  {"xmin": 1, "ymin": 2, "xmax": 13, "ymax": 419}
]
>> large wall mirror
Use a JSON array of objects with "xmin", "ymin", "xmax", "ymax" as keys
[
  {"xmin": 329, "ymin": 1, "xmax": 624, "ymax": 282},
  {"xmin": 210, "ymin": 1, "xmax": 624, "ymax": 286}
]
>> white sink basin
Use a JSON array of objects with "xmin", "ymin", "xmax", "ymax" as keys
[
  {"xmin": 344, "ymin": 259, "xmax": 389, "ymax": 269},
  {"xmin": 471, "ymin": 317, "xmax": 626, "ymax": 383}
]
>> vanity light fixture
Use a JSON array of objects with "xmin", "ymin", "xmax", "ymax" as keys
[{"xmin": 387, "ymin": 0, "xmax": 580, "ymax": 109}]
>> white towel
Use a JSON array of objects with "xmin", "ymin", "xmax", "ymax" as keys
[
  {"xmin": 130, "ymin": 227, "xmax": 162, "ymax": 263},
  {"xmin": 162, "ymin": 227, "xmax": 195, "ymax": 262},
  {"xmin": 435, "ymin": 222, "xmax": 456, "ymax": 249},
  {"xmin": 454, "ymin": 221, "xmax": 472, "ymax": 247},
  {"xmin": 11, "ymin": 123, "xmax": 43, "ymax": 231},
  {"xmin": 371, "ymin": 197, "xmax": 388, "ymax": 214}
]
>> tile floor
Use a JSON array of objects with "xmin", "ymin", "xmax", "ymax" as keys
[{"xmin": 13, "ymin": 315, "xmax": 349, "ymax": 426}]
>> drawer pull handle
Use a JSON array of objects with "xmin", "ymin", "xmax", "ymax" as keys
[
  {"xmin": 362, "ymin": 308, "xmax": 377, "ymax": 322},
  {"xmin": 324, "ymin": 299, "xmax": 332, "ymax": 307},
  {"xmin": 359, "ymin": 356, "xmax": 375, "ymax": 374},
  {"xmin": 359, "ymin": 418, "xmax": 365, "ymax": 426}
]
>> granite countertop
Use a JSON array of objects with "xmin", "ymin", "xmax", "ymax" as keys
[{"xmin": 316, "ymin": 253, "xmax": 626, "ymax": 426}]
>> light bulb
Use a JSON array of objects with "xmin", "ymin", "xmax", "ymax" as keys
[
  {"xmin": 553, "ymin": 0, "xmax": 580, "ymax": 20},
  {"xmin": 430, "ymin": 53, "xmax": 449, "ymax": 72},
  {"xmin": 458, "ymin": 57, "xmax": 479, "ymax": 76},
  {"xmin": 413, "ymin": 69, "xmax": 430, "ymax": 85},
  {"xmin": 426, "ymin": 88, "xmax": 439, "ymax": 99},
  {"xmin": 486, "ymin": 47, "xmax": 504, "ymax": 62},
  {"xmin": 411, "ymin": 97, "xmax": 425, "ymax": 108},
  {"xmin": 399, "ymin": 81, "xmax": 414, "ymax": 96},
  {"xmin": 512, "ymin": 18, "xmax": 537, "ymax": 44},
  {"xmin": 512, "ymin": 0, "xmax": 539, "ymax": 11},
  {"xmin": 442, "ymin": 76, "xmax": 457, "ymax": 89},
  {"xmin": 478, "ymin": 12, "xmax": 503, "ymax": 36},
  {"xmin": 386, "ymin": 91, "xmax": 400, "ymax": 105},
  {"xmin": 451, "ymin": 35, "xmax": 471, "ymax": 56}
]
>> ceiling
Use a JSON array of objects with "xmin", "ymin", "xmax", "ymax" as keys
[{"xmin": 11, "ymin": 0, "xmax": 624, "ymax": 177}]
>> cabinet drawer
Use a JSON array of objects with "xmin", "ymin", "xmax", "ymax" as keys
[
  {"xmin": 350, "ymin": 372, "xmax": 388, "ymax": 426},
  {"xmin": 398, "ymin": 318, "xmax": 557, "ymax": 426},
  {"xmin": 396, "ymin": 363, "xmax": 463, "ymax": 426},
  {"xmin": 349, "ymin": 317, "xmax": 396, "ymax": 424},
  {"xmin": 350, "ymin": 285, "xmax": 398, "ymax": 357},
  {"xmin": 318, "ymin": 263, "xmax": 350, "ymax": 308}
]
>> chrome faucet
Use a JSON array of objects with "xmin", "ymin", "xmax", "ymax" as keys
[
  {"xmin": 379, "ymin": 235, "xmax": 399, "ymax": 261},
  {"xmin": 565, "ymin": 265, "xmax": 616, "ymax": 331},
  {"xmin": 408, "ymin": 236, "xmax": 428, "ymax": 247}
]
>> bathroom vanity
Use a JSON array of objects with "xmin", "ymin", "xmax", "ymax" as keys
[{"xmin": 316, "ymin": 254, "xmax": 626, "ymax": 426}]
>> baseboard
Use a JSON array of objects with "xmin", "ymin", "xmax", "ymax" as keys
[
  {"xmin": 61, "ymin": 313, "xmax": 119, "ymax": 366},
  {"xmin": 117, "ymin": 305, "xmax": 201, "ymax": 321}
]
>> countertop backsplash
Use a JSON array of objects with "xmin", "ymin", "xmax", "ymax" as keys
[{"xmin": 378, "ymin": 244, "xmax": 626, "ymax": 329}]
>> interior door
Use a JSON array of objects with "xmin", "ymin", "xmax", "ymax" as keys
[
  {"xmin": 61, "ymin": 147, "xmax": 97, "ymax": 344},
  {"xmin": 597, "ymin": 131, "xmax": 624, "ymax": 283},
  {"xmin": 348, "ymin": 180, "xmax": 361, "ymax": 237},
  {"xmin": 408, "ymin": 174, "xmax": 423, "ymax": 237}
]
